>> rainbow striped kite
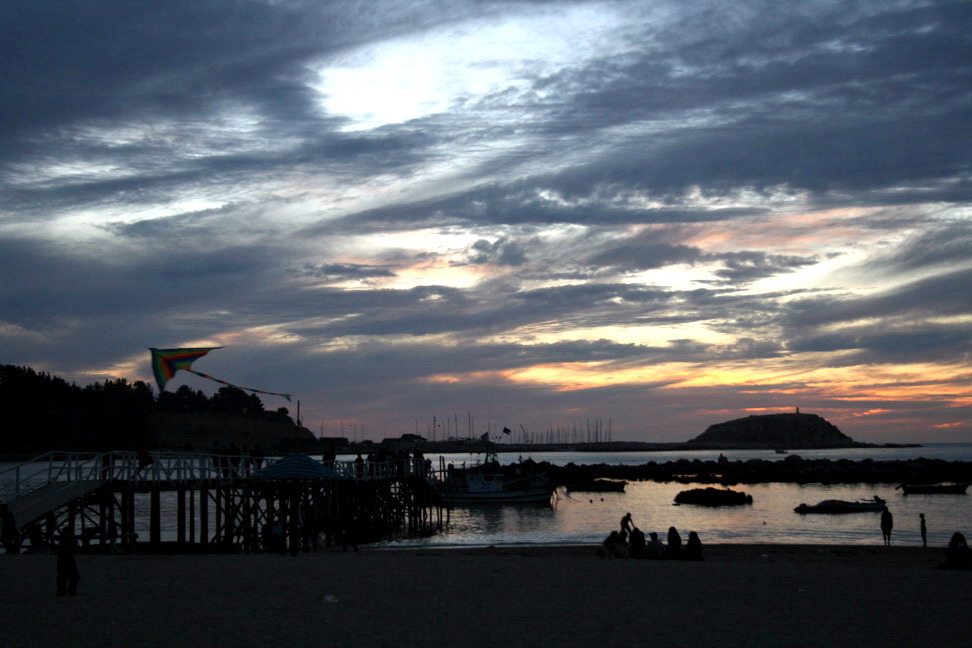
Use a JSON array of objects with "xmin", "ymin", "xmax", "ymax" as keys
[{"xmin": 149, "ymin": 347, "xmax": 291, "ymax": 401}]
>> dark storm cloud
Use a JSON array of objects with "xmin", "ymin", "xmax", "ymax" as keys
[
  {"xmin": 708, "ymin": 251, "xmax": 818, "ymax": 285},
  {"xmin": 787, "ymin": 326, "xmax": 972, "ymax": 363},
  {"xmin": 586, "ymin": 242, "xmax": 702, "ymax": 271},
  {"xmin": 524, "ymin": 1, "xmax": 972, "ymax": 203},
  {"xmin": 460, "ymin": 237, "xmax": 529, "ymax": 266},
  {"xmin": 2, "ymin": 0, "xmax": 970, "ymax": 441},
  {"xmin": 296, "ymin": 262, "xmax": 397, "ymax": 281},
  {"xmin": 0, "ymin": 1, "xmax": 461, "ymax": 220},
  {"xmin": 308, "ymin": 185, "xmax": 762, "ymax": 235},
  {"xmin": 865, "ymin": 220, "xmax": 972, "ymax": 274},
  {"xmin": 787, "ymin": 267, "xmax": 972, "ymax": 330}
]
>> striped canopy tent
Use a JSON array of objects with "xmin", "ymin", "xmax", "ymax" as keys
[{"xmin": 249, "ymin": 454, "xmax": 344, "ymax": 480}]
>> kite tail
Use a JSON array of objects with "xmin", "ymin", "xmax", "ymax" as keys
[{"xmin": 186, "ymin": 370, "xmax": 292, "ymax": 401}]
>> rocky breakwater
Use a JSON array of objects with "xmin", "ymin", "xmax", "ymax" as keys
[{"xmin": 542, "ymin": 455, "xmax": 972, "ymax": 486}]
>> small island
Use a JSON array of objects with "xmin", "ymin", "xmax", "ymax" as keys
[{"xmin": 687, "ymin": 410, "xmax": 858, "ymax": 449}]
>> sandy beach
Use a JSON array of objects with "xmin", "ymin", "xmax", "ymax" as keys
[{"xmin": 2, "ymin": 544, "xmax": 969, "ymax": 648}]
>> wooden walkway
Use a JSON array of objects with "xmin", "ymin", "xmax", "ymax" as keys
[
  {"xmin": 0, "ymin": 451, "xmax": 446, "ymax": 554},
  {"xmin": 7, "ymin": 479, "xmax": 105, "ymax": 529}
]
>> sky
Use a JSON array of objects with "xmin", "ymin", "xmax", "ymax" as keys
[{"xmin": 2, "ymin": 0, "xmax": 970, "ymax": 444}]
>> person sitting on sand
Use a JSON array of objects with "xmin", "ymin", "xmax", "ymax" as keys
[
  {"xmin": 628, "ymin": 527, "xmax": 646, "ymax": 559},
  {"xmin": 645, "ymin": 532, "xmax": 666, "ymax": 559},
  {"xmin": 665, "ymin": 526, "xmax": 682, "ymax": 559},
  {"xmin": 596, "ymin": 531, "xmax": 629, "ymax": 559},
  {"xmin": 682, "ymin": 531, "xmax": 703, "ymax": 561},
  {"xmin": 940, "ymin": 532, "xmax": 971, "ymax": 570}
]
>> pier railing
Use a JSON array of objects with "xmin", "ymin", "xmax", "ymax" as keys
[{"xmin": 0, "ymin": 451, "xmax": 437, "ymax": 505}]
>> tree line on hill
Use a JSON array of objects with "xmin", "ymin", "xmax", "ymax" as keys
[{"xmin": 0, "ymin": 364, "xmax": 293, "ymax": 454}]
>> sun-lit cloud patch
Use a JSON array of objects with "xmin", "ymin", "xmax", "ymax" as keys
[
  {"xmin": 310, "ymin": 5, "xmax": 628, "ymax": 131},
  {"xmin": 849, "ymin": 409, "xmax": 893, "ymax": 417}
]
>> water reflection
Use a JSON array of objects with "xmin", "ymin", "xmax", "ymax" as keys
[
  {"xmin": 379, "ymin": 480, "xmax": 972, "ymax": 549},
  {"xmin": 440, "ymin": 502, "xmax": 559, "ymax": 542}
]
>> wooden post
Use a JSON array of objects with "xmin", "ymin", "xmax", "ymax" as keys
[
  {"xmin": 214, "ymin": 487, "xmax": 223, "ymax": 544},
  {"xmin": 177, "ymin": 487, "xmax": 186, "ymax": 545},
  {"xmin": 150, "ymin": 487, "xmax": 161, "ymax": 548},
  {"xmin": 199, "ymin": 487, "xmax": 209, "ymax": 546},
  {"xmin": 121, "ymin": 487, "xmax": 135, "ymax": 548},
  {"xmin": 189, "ymin": 487, "xmax": 196, "ymax": 546}
]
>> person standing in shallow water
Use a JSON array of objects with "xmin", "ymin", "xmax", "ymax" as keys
[
  {"xmin": 620, "ymin": 512, "xmax": 633, "ymax": 534},
  {"xmin": 919, "ymin": 513, "xmax": 927, "ymax": 548},
  {"xmin": 880, "ymin": 509, "xmax": 893, "ymax": 546}
]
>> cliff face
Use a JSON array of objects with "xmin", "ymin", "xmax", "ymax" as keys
[
  {"xmin": 145, "ymin": 412, "xmax": 316, "ymax": 452},
  {"xmin": 689, "ymin": 413, "xmax": 854, "ymax": 448}
]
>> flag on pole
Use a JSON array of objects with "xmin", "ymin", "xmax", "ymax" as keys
[
  {"xmin": 149, "ymin": 347, "xmax": 291, "ymax": 401},
  {"xmin": 502, "ymin": 427, "xmax": 512, "ymax": 435}
]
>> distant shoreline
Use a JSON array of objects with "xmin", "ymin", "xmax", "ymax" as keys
[
  {"xmin": 0, "ymin": 439, "xmax": 923, "ymax": 463},
  {"xmin": 338, "ymin": 439, "xmax": 921, "ymax": 455}
]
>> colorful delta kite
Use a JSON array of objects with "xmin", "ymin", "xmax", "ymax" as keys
[{"xmin": 149, "ymin": 347, "xmax": 291, "ymax": 401}]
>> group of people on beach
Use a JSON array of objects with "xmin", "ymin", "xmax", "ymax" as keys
[{"xmin": 598, "ymin": 512, "xmax": 703, "ymax": 561}]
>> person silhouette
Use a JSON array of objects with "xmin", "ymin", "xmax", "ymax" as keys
[
  {"xmin": 620, "ymin": 512, "xmax": 633, "ymax": 534},
  {"xmin": 0, "ymin": 504, "xmax": 18, "ymax": 555},
  {"xmin": 919, "ymin": 513, "xmax": 927, "ymax": 548},
  {"xmin": 665, "ymin": 526, "xmax": 682, "ymax": 559},
  {"xmin": 628, "ymin": 527, "xmax": 646, "ymax": 559},
  {"xmin": 597, "ymin": 531, "xmax": 628, "ymax": 559},
  {"xmin": 880, "ymin": 509, "xmax": 893, "ymax": 546},
  {"xmin": 645, "ymin": 532, "xmax": 666, "ymax": 559},
  {"xmin": 940, "ymin": 532, "xmax": 971, "ymax": 570},
  {"xmin": 56, "ymin": 535, "xmax": 80, "ymax": 596},
  {"xmin": 682, "ymin": 531, "xmax": 703, "ymax": 561}
]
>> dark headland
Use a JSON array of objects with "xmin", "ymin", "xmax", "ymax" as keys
[
  {"xmin": 0, "ymin": 365, "xmax": 919, "ymax": 457},
  {"xmin": 404, "ymin": 411, "xmax": 915, "ymax": 456}
]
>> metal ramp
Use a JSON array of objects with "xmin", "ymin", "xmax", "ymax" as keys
[{"xmin": 7, "ymin": 479, "xmax": 105, "ymax": 529}]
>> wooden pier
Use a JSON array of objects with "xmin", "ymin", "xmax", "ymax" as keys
[{"xmin": 0, "ymin": 451, "xmax": 447, "ymax": 554}]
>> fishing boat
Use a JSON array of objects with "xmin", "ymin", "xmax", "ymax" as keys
[
  {"xmin": 436, "ymin": 452, "xmax": 557, "ymax": 504},
  {"xmin": 896, "ymin": 483, "xmax": 969, "ymax": 495},
  {"xmin": 794, "ymin": 496, "xmax": 887, "ymax": 514}
]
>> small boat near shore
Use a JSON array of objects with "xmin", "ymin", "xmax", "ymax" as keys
[
  {"xmin": 436, "ymin": 453, "xmax": 557, "ymax": 504},
  {"xmin": 896, "ymin": 483, "xmax": 969, "ymax": 495},
  {"xmin": 794, "ymin": 496, "xmax": 887, "ymax": 514}
]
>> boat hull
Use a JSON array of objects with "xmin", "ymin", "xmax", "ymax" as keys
[{"xmin": 439, "ymin": 486, "xmax": 556, "ymax": 504}]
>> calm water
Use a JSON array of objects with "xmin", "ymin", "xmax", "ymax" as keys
[
  {"xmin": 373, "ymin": 444, "xmax": 972, "ymax": 548},
  {"xmin": 3, "ymin": 444, "xmax": 970, "ymax": 548}
]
